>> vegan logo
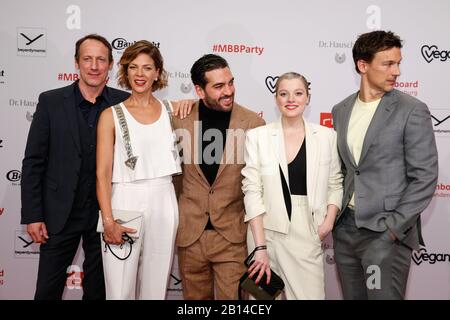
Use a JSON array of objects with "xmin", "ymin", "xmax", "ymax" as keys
[
  {"xmin": 265, "ymin": 76, "xmax": 279, "ymax": 94},
  {"xmin": 412, "ymin": 247, "xmax": 450, "ymax": 265},
  {"xmin": 421, "ymin": 45, "xmax": 450, "ymax": 63}
]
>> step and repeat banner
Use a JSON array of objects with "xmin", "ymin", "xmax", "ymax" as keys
[{"xmin": 1, "ymin": 0, "xmax": 449, "ymax": 299}]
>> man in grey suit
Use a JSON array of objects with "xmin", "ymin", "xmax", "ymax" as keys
[{"xmin": 331, "ymin": 30, "xmax": 438, "ymax": 299}]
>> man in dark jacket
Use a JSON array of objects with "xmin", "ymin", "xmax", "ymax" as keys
[{"xmin": 21, "ymin": 34, "xmax": 129, "ymax": 300}]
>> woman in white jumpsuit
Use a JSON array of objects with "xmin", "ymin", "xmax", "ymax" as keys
[
  {"xmin": 242, "ymin": 72, "xmax": 343, "ymax": 299},
  {"xmin": 96, "ymin": 40, "xmax": 182, "ymax": 299}
]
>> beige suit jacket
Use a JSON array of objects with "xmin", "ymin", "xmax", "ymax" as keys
[{"xmin": 173, "ymin": 101, "xmax": 265, "ymax": 247}]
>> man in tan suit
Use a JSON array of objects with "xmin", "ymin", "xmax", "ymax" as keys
[{"xmin": 172, "ymin": 54, "xmax": 265, "ymax": 299}]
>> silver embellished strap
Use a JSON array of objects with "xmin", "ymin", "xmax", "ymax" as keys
[
  {"xmin": 113, "ymin": 104, "xmax": 138, "ymax": 170},
  {"xmin": 162, "ymin": 100, "xmax": 180, "ymax": 162}
]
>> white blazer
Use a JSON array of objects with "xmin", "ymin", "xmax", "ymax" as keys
[{"xmin": 242, "ymin": 119, "xmax": 343, "ymax": 234}]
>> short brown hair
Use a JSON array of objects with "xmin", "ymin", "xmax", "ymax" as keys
[
  {"xmin": 275, "ymin": 72, "xmax": 310, "ymax": 97},
  {"xmin": 352, "ymin": 30, "xmax": 402, "ymax": 73},
  {"xmin": 74, "ymin": 34, "xmax": 113, "ymax": 63},
  {"xmin": 117, "ymin": 40, "xmax": 168, "ymax": 91}
]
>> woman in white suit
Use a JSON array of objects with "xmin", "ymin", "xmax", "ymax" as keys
[{"xmin": 242, "ymin": 72, "xmax": 343, "ymax": 299}]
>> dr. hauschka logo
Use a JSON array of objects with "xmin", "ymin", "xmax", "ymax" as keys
[
  {"xmin": 0, "ymin": 269, "xmax": 4, "ymax": 286},
  {"xmin": 412, "ymin": 247, "xmax": 450, "ymax": 265},
  {"xmin": 395, "ymin": 80, "xmax": 419, "ymax": 97},
  {"xmin": 335, "ymin": 53, "xmax": 345, "ymax": 64},
  {"xmin": 0, "ymin": 69, "xmax": 5, "ymax": 84},
  {"xmin": 66, "ymin": 265, "xmax": 84, "ymax": 289},
  {"xmin": 6, "ymin": 170, "xmax": 21, "ymax": 184},
  {"xmin": 111, "ymin": 38, "xmax": 160, "ymax": 51},
  {"xmin": 26, "ymin": 111, "xmax": 34, "ymax": 122},
  {"xmin": 434, "ymin": 183, "xmax": 450, "ymax": 199},
  {"xmin": 9, "ymin": 98, "xmax": 37, "ymax": 108},
  {"xmin": 320, "ymin": 112, "xmax": 333, "ymax": 128},
  {"xmin": 430, "ymin": 108, "xmax": 450, "ymax": 137},
  {"xmin": 17, "ymin": 27, "xmax": 47, "ymax": 57},
  {"xmin": 57, "ymin": 72, "xmax": 79, "ymax": 82},
  {"xmin": 421, "ymin": 45, "xmax": 450, "ymax": 63},
  {"xmin": 14, "ymin": 231, "xmax": 40, "ymax": 258},
  {"xmin": 168, "ymin": 71, "xmax": 193, "ymax": 94}
]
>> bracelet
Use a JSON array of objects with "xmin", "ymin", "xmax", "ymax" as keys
[{"xmin": 254, "ymin": 245, "xmax": 267, "ymax": 252}]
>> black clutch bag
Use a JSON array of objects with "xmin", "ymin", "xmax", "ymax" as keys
[{"xmin": 239, "ymin": 246, "xmax": 285, "ymax": 300}]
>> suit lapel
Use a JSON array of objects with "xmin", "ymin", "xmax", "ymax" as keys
[
  {"xmin": 185, "ymin": 103, "xmax": 209, "ymax": 185},
  {"xmin": 305, "ymin": 121, "xmax": 319, "ymax": 208},
  {"xmin": 271, "ymin": 120, "xmax": 289, "ymax": 186},
  {"xmin": 338, "ymin": 93, "xmax": 358, "ymax": 167},
  {"xmin": 63, "ymin": 84, "xmax": 81, "ymax": 153},
  {"xmin": 359, "ymin": 91, "xmax": 397, "ymax": 164}
]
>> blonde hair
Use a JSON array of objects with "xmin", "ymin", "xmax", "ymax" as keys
[{"xmin": 275, "ymin": 72, "xmax": 310, "ymax": 97}]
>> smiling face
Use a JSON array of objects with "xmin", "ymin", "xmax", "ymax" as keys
[
  {"xmin": 127, "ymin": 53, "xmax": 159, "ymax": 94},
  {"xmin": 195, "ymin": 67, "xmax": 235, "ymax": 112},
  {"xmin": 75, "ymin": 39, "xmax": 112, "ymax": 90},
  {"xmin": 275, "ymin": 77, "xmax": 310, "ymax": 119}
]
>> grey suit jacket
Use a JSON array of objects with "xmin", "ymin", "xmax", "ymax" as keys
[{"xmin": 332, "ymin": 89, "xmax": 438, "ymax": 250}]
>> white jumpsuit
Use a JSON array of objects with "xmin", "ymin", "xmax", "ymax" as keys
[{"xmin": 102, "ymin": 101, "xmax": 181, "ymax": 300}]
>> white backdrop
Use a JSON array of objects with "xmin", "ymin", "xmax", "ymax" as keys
[{"xmin": 1, "ymin": 0, "xmax": 449, "ymax": 300}]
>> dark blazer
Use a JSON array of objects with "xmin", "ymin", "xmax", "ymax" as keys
[
  {"xmin": 21, "ymin": 82, "xmax": 129, "ymax": 234},
  {"xmin": 332, "ymin": 89, "xmax": 438, "ymax": 249}
]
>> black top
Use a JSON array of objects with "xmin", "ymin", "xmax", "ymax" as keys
[
  {"xmin": 288, "ymin": 139, "xmax": 307, "ymax": 195},
  {"xmin": 198, "ymin": 100, "xmax": 231, "ymax": 186},
  {"xmin": 74, "ymin": 82, "xmax": 106, "ymax": 130}
]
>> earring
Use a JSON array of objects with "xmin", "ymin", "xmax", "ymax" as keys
[{"xmin": 155, "ymin": 78, "xmax": 158, "ymax": 82}]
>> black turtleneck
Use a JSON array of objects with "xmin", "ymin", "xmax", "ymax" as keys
[{"xmin": 198, "ymin": 100, "xmax": 231, "ymax": 186}]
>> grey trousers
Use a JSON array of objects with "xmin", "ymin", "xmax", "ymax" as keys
[{"xmin": 332, "ymin": 208, "xmax": 412, "ymax": 300}]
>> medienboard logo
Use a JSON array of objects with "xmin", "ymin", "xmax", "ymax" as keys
[
  {"xmin": 17, "ymin": 27, "xmax": 47, "ymax": 57},
  {"xmin": 412, "ymin": 247, "xmax": 450, "ymax": 265},
  {"xmin": 14, "ymin": 230, "xmax": 40, "ymax": 258},
  {"xmin": 434, "ymin": 183, "xmax": 450, "ymax": 199},
  {"xmin": 430, "ymin": 108, "xmax": 450, "ymax": 137}
]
